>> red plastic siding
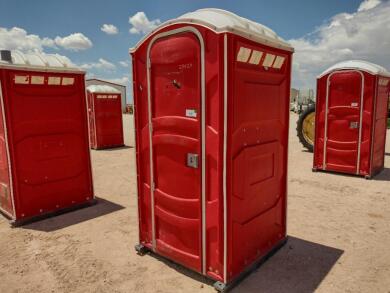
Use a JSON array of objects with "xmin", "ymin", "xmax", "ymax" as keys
[
  {"xmin": 313, "ymin": 70, "xmax": 388, "ymax": 177},
  {"xmin": 226, "ymin": 35, "xmax": 290, "ymax": 280},
  {"xmin": 132, "ymin": 23, "xmax": 290, "ymax": 283},
  {"xmin": 371, "ymin": 77, "xmax": 390, "ymax": 175},
  {"xmin": 0, "ymin": 79, "xmax": 14, "ymax": 217},
  {"xmin": 88, "ymin": 91, "xmax": 124, "ymax": 149},
  {"xmin": 0, "ymin": 68, "xmax": 94, "ymax": 220},
  {"xmin": 87, "ymin": 92, "xmax": 97, "ymax": 149}
]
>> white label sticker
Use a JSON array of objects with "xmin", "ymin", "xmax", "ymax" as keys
[
  {"xmin": 272, "ymin": 56, "xmax": 285, "ymax": 69},
  {"xmin": 14, "ymin": 75, "xmax": 29, "ymax": 84},
  {"xmin": 351, "ymin": 102, "xmax": 358, "ymax": 107},
  {"xmin": 62, "ymin": 77, "xmax": 74, "ymax": 85},
  {"xmin": 236, "ymin": 47, "xmax": 252, "ymax": 62},
  {"xmin": 379, "ymin": 78, "xmax": 389, "ymax": 86},
  {"xmin": 186, "ymin": 109, "xmax": 197, "ymax": 118},
  {"xmin": 248, "ymin": 50, "xmax": 263, "ymax": 65},
  {"xmin": 263, "ymin": 53, "xmax": 276, "ymax": 67},
  {"xmin": 48, "ymin": 77, "xmax": 61, "ymax": 85},
  {"xmin": 31, "ymin": 76, "xmax": 44, "ymax": 85}
]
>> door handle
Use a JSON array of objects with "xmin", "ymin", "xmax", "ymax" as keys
[{"xmin": 187, "ymin": 153, "xmax": 199, "ymax": 168}]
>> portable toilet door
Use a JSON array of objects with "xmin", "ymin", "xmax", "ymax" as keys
[
  {"xmin": 131, "ymin": 8, "xmax": 293, "ymax": 291},
  {"xmin": 0, "ymin": 50, "xmax": 94, "ymax": 224},
  {"xmin": 86, "ymin": 85, "xmax": 124, "ymax": 150},
  {"xmin": 313, "ymin": 60, "xmax": 390, "ymax": 178}
]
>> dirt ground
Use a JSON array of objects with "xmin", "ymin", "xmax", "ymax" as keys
[{"xmin": 0, "ymin": 113, "xmax": 389, "ymax": 293}]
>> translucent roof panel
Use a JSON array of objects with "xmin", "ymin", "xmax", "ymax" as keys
[
  {"xmin": 87, "ymin": 85, "xmax": 121, "ymax": 94},
  {"xmin": 0, "ymin": 50, "xmax": 82, "ymax": 72},
  {"xmin": 131, "ymin": 8, "xmax": 294, "ymax": 52},
  {"xmin": 319, "ymin": 60, "xmax": 390, "ymax": 78}
]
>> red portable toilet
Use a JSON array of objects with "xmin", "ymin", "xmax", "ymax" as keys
[
  {"xmin": 313, "ymin": 60, "xmax": 390, "ymax": 178},
  {"xmin": 86, "ymin": 85, "xmax": 124, "ymax": 149},
  {"xmin": 0, "ymin": 50, "xmax": 94, "ymax": 224},
  {"xmin": 130, "ymin": 9, "xmax": 293, "ymax": 291}
]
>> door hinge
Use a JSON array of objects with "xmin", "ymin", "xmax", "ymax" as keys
[
  {"xmin": 151, "ymin": 182, "xmax": 155, "ymax": 191},
  {"xmin": 147, "ymin": 58, "xmax": 151, "ymax": 69},
  {"xmin": 149, "ymin": 123, "xmax": 153, "ymax": 133}
]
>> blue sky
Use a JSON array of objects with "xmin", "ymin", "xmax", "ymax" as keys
[{"xmin": 1, "ymin": 0, "xmax": 389, "ymax": 102}]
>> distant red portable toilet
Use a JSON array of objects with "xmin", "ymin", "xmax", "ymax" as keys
[
  {"xmin": 86, "ymin": 85, "xmax": 124, "ymax": 149},
  {"xmin": 130, "ymin": 9, "xmax": 293, "ymax": 291},
  {"xmin": 0, "ymin": 50, "xmax": 94, "ymax": 224},
  {"xmin": 313, "ymin": 60, "xmax": 390, "ymax": 178}
]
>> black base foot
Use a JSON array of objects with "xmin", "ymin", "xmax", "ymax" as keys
[
  {"xmin": 135, "ymin": 244, "xmax": 149, "ymax": 255},
  {"xmin": 365, "ymin": 175, "xmax": 371, "ymax": 180},
  {"xmin": 312, "ymin": 167, "xmax": 318, "ymax": 172},
  {"xmin": 213, "ymin": 281, "xmax": 227, "ymax": 292}
]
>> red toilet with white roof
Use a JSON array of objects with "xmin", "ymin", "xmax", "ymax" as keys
[
  {"xmin": 313, "ymin": 60, "xmax": 390, "ymax": 178},
  {"xmin": 131, "ymin": 8, "xmax": 294, "ymax": 291},
  {"xmin": 0, "ymin": 50, "xmax": 94, "ymax": 224}
]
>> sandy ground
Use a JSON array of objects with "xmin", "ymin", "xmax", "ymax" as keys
[{"xmin": 0, "ymin": 113, "xmax": 389, "ymax": 293}]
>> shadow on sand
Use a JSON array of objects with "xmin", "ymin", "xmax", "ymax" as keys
[
  {"xmin": 92, "ymin": 145, "xmax": 133, "ymax": 152},
  {"xmin": 231, "ymin": 236, "xmax": 343, "ymax": 292},
  {"xmin": 137, "ymin": 236, "xmax": 343, "ymax": 293},
  {"xmin": 21, "ymin": 197, "xmax": 125, "ymax": 232},
  {"xmin": 373, "ymin": 167, "xmax": 390, "ymax": 182}
]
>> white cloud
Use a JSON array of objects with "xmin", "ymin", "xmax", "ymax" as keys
[
  {"xmin": 54, "ymin": 33, "xmax": 92, "ymax": 51},
  {"xmin": 106, "ymin": 76, "xmax": 130, "ymax": 85},
  {"xmin": 101, "ymin": 24, "xmax": 118, "ymax": 35},
  {"xmin": 129, "ymin": 12, "xmax": 161, "ymax": 34},
  {"xmin": 87, "ymin": 75, "xmax": 130, "ymax": 86},
  {"xmin": 119, "ymin": 60, "xmax": 129, "ymax": 67},
  {"xmin": 290, "ymin": 0, "xmax": 390, "ymax": 89},
  {"xmin": 80, "ymin": 58, "xmax": 116, "ymax": 71},
  {"xmin": 358, "ymin": 0, "xmax": 381, "ymax": 11},
  {"xmin": 0, "ymin": 27, "xmax": 56, "ymax": 51},
  {"xmin": 0, "ymin": 27, "xmax": 93, "ymax": 52}
]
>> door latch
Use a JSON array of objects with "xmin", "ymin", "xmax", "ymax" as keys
[
  {"xmin": 350, "ymin": 121, "xmax": 359, "ymax": 129},
  {"xmin": 187, "ymin": 153, "xmax": 199, "ymax": 168}
]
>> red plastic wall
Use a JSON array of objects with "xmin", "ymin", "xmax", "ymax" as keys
[
  {"xmin": 132, "ymin": 23, "xmax": 290, "ymax": 283},
  {"xmin": 87, "ymin": 91, "xmax": 124, "ymax": 149},
  {"xmin": 371, "ymin": 77, "xmax": 390, "ymax": 175},
  {"xmin": 0, "ymin": 86, "xmax": 14, "ymax": 218},
  {"xmin": 87, "ymin": 92, "xmax": 97, "ymax": 148},
  {"xmin": 226, "ymin": 35, "xmax": 291, "ymax": 280},
  {"xmin": 0, "ymin": 68, "xmax": 94, "ymax": 221},
  {"xmin": 314, "ymin": 70, "xmax": 389, "ymax": 177}
]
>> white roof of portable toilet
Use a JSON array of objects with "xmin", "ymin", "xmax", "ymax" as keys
[
  {"xmin": 87, "ymin": 84, "xmax": 121, "ymax": 94},
  {"xmin": 130, "ymin": 8, "xmax": 293, "ymax": 52},
  {"xmin": 0, "ymin": 50, "xmax": 83, "ymax": 73},
  {"xmin": 319, "ymin": 60, "xmax": 390, "ymax": 78}
]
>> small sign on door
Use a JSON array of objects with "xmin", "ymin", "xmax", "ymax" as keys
[
  {"xmin": 350, "ymin": 121, "xmax": 359, "ymax": 129},
  {"xmin": 186, "ymin": 109, "xmax": 197, "ymax": 118},
  {"xmin": 351, "ymin": 102, "xmax": 358, "ymax": 107},
  {"xmin": 187, "ymin": 153, "xmax": 199, "ymax": 168}
]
